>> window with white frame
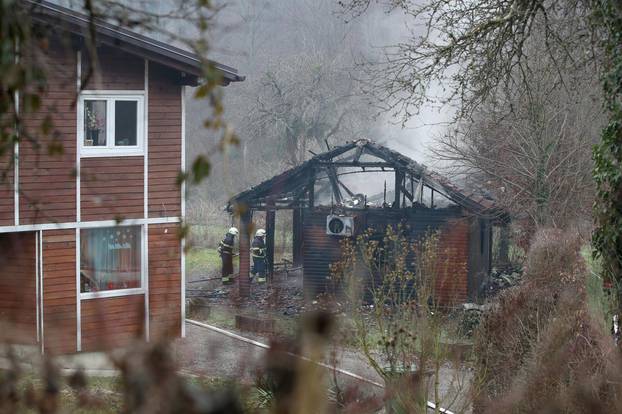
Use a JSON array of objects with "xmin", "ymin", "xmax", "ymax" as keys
[
  {"xmin": 78, "ymin": 93, "xmax": 144, "ymax": 156},
  {"xmin": 80, "ymin": 226, "xmax": 142, "ymax": 294}
]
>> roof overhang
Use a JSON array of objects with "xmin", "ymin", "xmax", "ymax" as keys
[{"xmin": 24, "ymin": 0, "xmax": 245, "ymax": 87}]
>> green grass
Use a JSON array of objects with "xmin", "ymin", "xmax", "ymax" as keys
[
  {"xmin": 7, "ymin": 372, "xmax": 122, "ymax": 413},
  {"xmin": 186, "ymin": 247, "xmax": 240, "ymax": 278},
  {"xmin": 8, "ymin": 371, "xmax": 253, "ymax": 413},
  {"xmin": 187, "ymin": 247, "xmax": 223, "ymax": 275},
  {"xmin": 189, "ymin": 224, "xmax": 231, "ymax": 249},
  {"xmin": 581, "ymin": 244, "xmax": 612, "ymax": 330},
  {"xmin": 203, "ymin": 305, "xmax": 237, "ymax": 330}
]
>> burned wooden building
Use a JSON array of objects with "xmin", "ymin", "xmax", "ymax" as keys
[{"xmin": 228, "ymin": 140, "xmax": 507, "ymax": 304}]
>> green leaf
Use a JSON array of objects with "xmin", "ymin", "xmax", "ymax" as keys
[
  {"xmin": 191, "ymin": 155, "xmax": 211, "ymax": 184},
  {"xmin": 47, "ymin": 139, "xmax": 64, "ymax": 156},
  {"xmin": 176, "ymin": 171, "xmax": 189, "ymax": 186},
  {"xmin": 41, "ymin": 115, "xmax": 53, "ymax": 135}
]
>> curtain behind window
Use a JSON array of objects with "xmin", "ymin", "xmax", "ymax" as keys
[{"xmin": 80, "ymin": 226, "xmax": 141, "ymax": 292}]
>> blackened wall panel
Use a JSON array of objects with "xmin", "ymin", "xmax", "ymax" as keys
[{"xmin": 302, "ymin": 206, "xmax": 471, "ymax": 304}]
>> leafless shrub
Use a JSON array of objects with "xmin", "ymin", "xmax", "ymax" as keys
[
  {"xmin": 524, "ymin": 229, "xmax": 583, "ymax": 282},
  {"xmin": 472, "ymin": 228, "xmax": 622, "ymax": 413},
  {"xmin": 330, "ymin": 226, "xmax": 469, "ymax": 413},
  {"xmin": 493, "ymin": 303, "xmax": 619, "ymax": 413}
]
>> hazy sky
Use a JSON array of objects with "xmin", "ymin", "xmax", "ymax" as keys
[{"xmin": 208, "ymin": 0, "xmax": 450, "ymax": 165}]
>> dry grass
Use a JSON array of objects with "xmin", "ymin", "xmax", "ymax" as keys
[{"xmin": 473, "ymin": 229, "xmax": 622, "ymax": 413}]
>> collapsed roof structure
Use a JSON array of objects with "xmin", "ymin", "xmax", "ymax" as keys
[
  {"xmin": 229, "ymin": 139, "xmax": 508, "ymax": 303},
  {"xmin": 228, "ymin": 139, "xmax": 505, "ymax": 219}
]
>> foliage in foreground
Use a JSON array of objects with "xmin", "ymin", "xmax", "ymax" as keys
[
  {"xmin": 330, "ymin": 226, "xmax": 469, "ymax": 413},
  {"xmin": 592, "ymin": 1, "xmax": 622, "ymax": 312},
  {"xmin": 473, "ymin": 229, "xmax": 621, "ymax": 413}
]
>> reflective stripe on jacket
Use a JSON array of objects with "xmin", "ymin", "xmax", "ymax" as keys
[
  {"xmin": 251, "ymin": 236, "xmax": 266, "ymax": 258},
  {"xmin": 218, "ymin": 233, "xmax": 235, "ymax": 255}
]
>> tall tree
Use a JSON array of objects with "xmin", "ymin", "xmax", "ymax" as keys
[
  {"xmin": 339, "ymin": 0, "xmax": 596, "ymax": 119},
  {"xmin": 433, "ymin": 41, "xmax": 601, "ymax": 229},
  {"xmin": 186, "ymin": 0, "xmax": 377, "ymax": 207},
  {"xmin": 253, "ymin": 53, "xmax": 370, "ymax": 168}
]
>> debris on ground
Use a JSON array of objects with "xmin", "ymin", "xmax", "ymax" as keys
[
  {"xmin": 451, "ymin": 265, "xmax": 523, "ymax": 338},
  {"xmin": 186, "ymin": 268, "xmax": 305, "ymax": 318},
  {"xmin": 456, "ymin": 303, "xmax": 492, "ymax": 338},
  {"xmin": 480, "ymin": 264, "xmax": 523, "ymax": 297}
]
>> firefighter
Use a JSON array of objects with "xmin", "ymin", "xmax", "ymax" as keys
[
  {"xmin": 251, "ymin": 228, "xmax": 267, "ymax": 283},
  {"xmin": 218, "ymin": 227, "xmax": 238, "ymax": 284}
]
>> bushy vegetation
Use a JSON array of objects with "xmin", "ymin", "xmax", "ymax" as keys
[
  {"xmin": 330, "ymin": 227, "xmax": 470, "ymax": 413},
  {"xmin": 473, "ymin": 229, "xmax": 620, "ymax": 413}
]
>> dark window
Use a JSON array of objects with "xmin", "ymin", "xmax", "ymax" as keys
[{"xmin": 115, "ymin": 100, "xmax": 138, "ymax": 146}]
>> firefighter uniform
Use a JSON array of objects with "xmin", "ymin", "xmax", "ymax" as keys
[
  {"xmin": 251, "ymin": 234, "xmax": 267, "ymax": 283},
  {"xmin": 218, "ymin": 229, "xmax": 237, "ymax": 284}
]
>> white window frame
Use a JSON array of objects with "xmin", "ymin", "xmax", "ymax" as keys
[
  {"xmin": 79, "ymin": 224, "xmax": 146, "ymax": 300},
  {"xmin": 78, "ymin": 90, "xmax": 145, "ymax": 157}
]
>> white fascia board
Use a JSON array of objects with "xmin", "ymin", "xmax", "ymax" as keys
[{"xmin": 0, "ymin": 216, "xmax": 181, "ymax": 233}]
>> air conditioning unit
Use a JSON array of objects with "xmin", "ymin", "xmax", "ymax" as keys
[{"xmin": 326, "ymin": 215, "xmax": 354, "ymax": 236}]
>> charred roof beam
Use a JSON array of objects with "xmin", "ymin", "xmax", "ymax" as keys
[
  {"xmin": 318, "ymin": 161, "xmax": 394, "ymax": 168},
  {"xmin": 228, "ymin": 139, "xmax": 508, "ymax": 220},
  {"xmin": 325, "ymin": 165, "xmax": 343, "ymax": 205},
  {"xmin": 401, "ymin": 183, "xmax": 414, "ymax": 202}
]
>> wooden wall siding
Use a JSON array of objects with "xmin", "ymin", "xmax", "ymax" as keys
[
  {"xmin": 0, "ymin": 232, "xmax": 37, "ymax": 344},
  {"xmin": 435, "ymin": 219, "xmax": 469, "ymax": 305},
  {"xmin": 20, "ymin": 45, "xmax": 76, "ymax": 225},
  {"xmin": 302, "ymin": 207, "xmax": 470, "ymax": 304},
  {"xmin": 82, "ymin": 46, "xmax": 144, "ymax": 90},
  {"xmin": 148, "ymin": 223, "xmax": 181, "ymax": 339},
  {"xmin": 42, "ymin": 229, "xmax": 77, "ymax": 355},
  {"xmin": 0, "ymin": 156, "xmax": 13, "ymax": 226},
  {"xmin": 302, "ymin": 210, "xmax": 344, "ymax": 300},
  {"xmin": 80, "ymin": 157, "xmax": 144, "ymax": 221},
  {"xmin": 81, "ymin": 295, "xmax": 143, "ymax": 352},
  {"xmin": 148, "ymin": 63, "xmax": 181, "ymax": 218}
]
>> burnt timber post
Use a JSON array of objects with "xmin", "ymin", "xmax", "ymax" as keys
[
  {"xmin": 307, "ymin": 167, "xmax": 315, "ymax": 208},
  {"xmin": 394, "ymin": 170, "xmax": 404, "ymax": 208},
  {"xmin": 292, "ymin": 208, "xmax": 303, "ymax": 267},
  {"xmin": 238, "ymin": 209, "xmax": 252, "ymax": 298},
  {"xmin": 266, "ymin": 209, "xmax": 276, "ymax": 278}
]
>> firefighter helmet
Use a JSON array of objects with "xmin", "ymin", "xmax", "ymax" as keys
[
  {"xmin": 228, "ymin": 227, "xmax": 239, "ymax": 236},
  {"xmin": 255, "ymin": 229, "xmax": 266, "ymax": 237}
]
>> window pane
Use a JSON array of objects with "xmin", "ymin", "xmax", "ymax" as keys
[
  {"xmin": 115, "ymin": 100, "xmax": 138, "ymax": 146},
  {"xmin": 84, "ymin": 100, "xmax": 107, "ymax": 146},
  {"xmin": 80, "ymin": 226, "xmax": 141, "ymax": 293}
]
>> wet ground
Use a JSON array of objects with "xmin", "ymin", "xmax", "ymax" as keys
[
  {"xmin": 182, "ymin": 267, "xmax": 471, "ymax": 412},
  {"xmin": 187, "ymin": 269, "xmax": 305, "ymax": 316},
  {"xmin": 175, "ymin": 321, "xmax": 472, "ymax": 413}
]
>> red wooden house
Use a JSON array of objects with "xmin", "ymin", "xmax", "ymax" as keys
[{"xmin": 0, "ymin": 1, "xmax": 243, "ymax": 354}]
